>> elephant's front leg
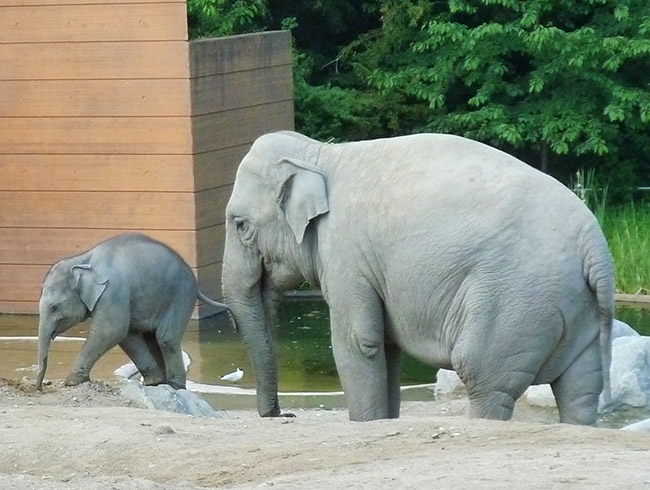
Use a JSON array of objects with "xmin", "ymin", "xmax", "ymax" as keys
[
  {"xmin": 66, "ymin": 319, "xmax": 127, "ymax": 386},
  {"xmin": 330, "ymin": 288, "xmax": 390, "ymax": 421}
]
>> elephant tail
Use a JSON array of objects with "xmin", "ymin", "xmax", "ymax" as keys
[
  {"xmin": 582, "ymin": 228, "xmax": 615, "ymax": 407},
  {"xmin": 197, "ymin": 291, "xmax": 238, "ymax": 332},
  {"xmin": 197, "ymin": 291, "xmax": 229, "ymax": 311}
]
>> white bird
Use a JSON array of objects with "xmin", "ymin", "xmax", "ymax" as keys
[
  {"xmin": 114, "ymin": 361, "xmax": 140, "ymax": 380},
  {"xmin": 220, "ymin": 368, "xmax": 244, "ymax": 383}
]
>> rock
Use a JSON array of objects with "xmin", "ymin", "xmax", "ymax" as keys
[
  {"xmin": 612, "ymin": 319, "xmax": 639, "ymax": 340},
  {"xmin": 605, "ymin": 336, "xmax": 650, "ymax": 410},
  {"xmin": 524, "ymin": 385, "xmax": 556, "ymax": 408},
  {"xmin": 621, "ymin": 417, "xmax": 650, "ymax": 432},
  {"xmin": 156, "ymin": 425, "xmax": 176, "ymax": 435},
  {"xmin": 434, "ymin": 369, "xmax": 465, "ymax": 395},
  {"xmin": 120, "ymin": 381, "xmax": 223, "ymax": 418}
]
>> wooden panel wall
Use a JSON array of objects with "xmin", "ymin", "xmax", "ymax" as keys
[
  {"xmin": 0, "ymin": 0, "xmax": 193, "ymax": 314},
  {"xmin": 0, "ymin": 1, "xmax": 294, "ymax": 317},
  {"xmin": 189, "ymin": 32, "xmax": 294, "ymax": 316}
]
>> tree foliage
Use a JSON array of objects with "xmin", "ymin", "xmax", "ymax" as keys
[
  {"xmin": 186, "ymin": 0, "xmax": 268, "ymax": 38},
  {"xmin": 339, "ymin": 0, "xmax": 650, "ymax": 185},
  {"xmin": 187, "ymin": 0, "xmax": 650, "ymax": 191}
]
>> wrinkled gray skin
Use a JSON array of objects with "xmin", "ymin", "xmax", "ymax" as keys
[
  {"xmin": 222, "ymin": 131, "xmax": 614, "ymax": 424},
  {"xmin": 36, "ymin": 233, "xmax": 228, "ymax": 391}
]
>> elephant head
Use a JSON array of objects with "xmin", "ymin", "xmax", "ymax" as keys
[
  {"xmin": 222, "ymin": 132, "xmax": 329, "ymax": 416},
  {"xmin": 36, "ymin": 259, "xmax": 108, "ymax": 390}
]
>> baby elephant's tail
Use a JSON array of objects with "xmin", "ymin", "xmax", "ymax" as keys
[
  {"xmin": 197, "ymin": 291, "xmax": 238, "ymax": 332},
  {"xmin": 197, "ymin": 291, "xmax": 230, "ymax": 311}
]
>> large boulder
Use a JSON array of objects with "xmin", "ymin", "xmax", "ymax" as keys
[
  {"xmin": 607, "ymin": 335, "xmax": 650, "ymax": 410},
  {"xmin": 120, "ymin": 381, "xmax": 223, "ymax": 418},
  {"xmin": 612, "ymin": 318, "xmax": 639, "ymax": 340},
  {"xmin": 524, "ymin": 384, "xmax": 556, "ymax": 408},
  {"xmin": 434, "ymin": 369, "xmax": 464, "ymax": 395}
]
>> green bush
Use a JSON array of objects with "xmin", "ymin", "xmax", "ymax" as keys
[{"xmin": 600, "ymin": 202, "xmax": 650, "ymax": 295}]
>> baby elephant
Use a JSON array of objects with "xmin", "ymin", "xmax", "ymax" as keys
[{"xmin": 36, "ymin": 233, "xmax": 228, "ymax": 391}]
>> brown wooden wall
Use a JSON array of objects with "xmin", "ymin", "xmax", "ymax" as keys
[{"xmin": 0, "ymin": 1, "xmax": 293, "ymax": 317}]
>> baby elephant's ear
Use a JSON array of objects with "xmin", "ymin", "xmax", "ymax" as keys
[
  {"xmin": 70, "ymin": 264, "xmax": 108, "ymax": 311},
  {"xmin": 277, "ymin": 157, "xmax": 329, "ymax": 243}
]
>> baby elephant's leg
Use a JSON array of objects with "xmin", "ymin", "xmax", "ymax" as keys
[
  {"xmin": 155, "ymin": 334, "xmax": 186, "ymax": 390},
  {"xmin": 120, "ymin": 331, "xmax": 166, "ymax": 386},
  {"xmin": 66, "ymin": 320, "xmax": 125, "ymax": 386}
]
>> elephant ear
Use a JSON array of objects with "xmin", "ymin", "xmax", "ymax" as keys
[
  {"xmin": 70, "ymin": 264, "xmax": 108, "ymax": 312},
  {"xmin": 277, "ymin": 157, "xmax": 329, "ymax": 243}
]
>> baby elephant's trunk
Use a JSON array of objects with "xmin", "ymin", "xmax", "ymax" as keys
[{"xmin": 35, "ymin": 322, "xmax": 52, "ymax": 391}]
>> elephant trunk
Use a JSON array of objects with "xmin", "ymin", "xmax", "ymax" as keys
[
  {"xmin": 262, "ymin": 284, "xmax": 283, "ymax": 327},
  {"xmin": 36, "ymin": 320, "xmax": 53, "ymax": 391},
  {"xmin": 223, "ymin": 274, "xmax": 281, "ymax": 417}
]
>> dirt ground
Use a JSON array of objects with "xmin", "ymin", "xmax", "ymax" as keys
[{"xmin": 0, "ymin": 378, "xmax": 649, "ymax": 490}]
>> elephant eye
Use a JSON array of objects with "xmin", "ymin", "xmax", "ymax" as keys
[
  {"xmin": 50, "ymin": 304, "xmax": 60, "ymax": 314},
  {"xmin": 234, "ymin": 218, "xmax": 247, "ymax": 233},
  {"xmin": 234, "ymin": 218, "xmax": 255, "ymax": 243}
]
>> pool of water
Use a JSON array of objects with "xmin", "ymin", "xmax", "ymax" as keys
[
  {"xmin": 1, "ymin": 299, "xmax": 649, "ymax": 414},
  {"xmin": 615, "ymin": 302, "xmax": 650, "ymax": 335},
  {"xmin": 0, "ymin": 299, "xmax": 436, "ymax": 411}
]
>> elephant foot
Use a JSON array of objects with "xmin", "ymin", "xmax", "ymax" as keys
[
  {"xmin": 64, "ymin": 372, "xmax": 90, "ymax": 386},
  {"xmin": 261, "ymin": 409, "xmax": 296, "ymax": 418},
  {"xmin": 142, "ymin": 373, "xmax": 166, "ymax": 387}
]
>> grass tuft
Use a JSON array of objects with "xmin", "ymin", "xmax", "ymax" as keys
[
  {"xmin": 599, "ymin": 202, "xmax": 650, "ymax": 294},
  {"xmin": 571, "ymin": 169, "xmax": 650, "ymax": 295}
]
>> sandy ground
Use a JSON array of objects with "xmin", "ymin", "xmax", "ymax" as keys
[{"xmin": 1, "ymin": 378, "xmax": 649, "ymax": 490}]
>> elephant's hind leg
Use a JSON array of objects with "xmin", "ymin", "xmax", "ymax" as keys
[
  {"xmin": 453, "ymin": 299, "xmax": 557, "ymax": 420},
  {"xmin": 155, "ymin": 323, "xmax": 189, "ymax": 390},
  {"xmin": 154, "ymin": 299, "xmax": 194, "ymax": 390},
  {"xmin": 453, "ymin": 341, "xmax": 537, "ymax": 420},
  {"xmin": 458, "ymin": 349, "xmax": 535, "ymax": 420},
  {"xmin": 551, "ymin": 337, "xmax": 602, "ymax": 426},
  {"xmin": 386, "ymin": 341, "xmax": 402, "ymax": 419},
  {"xmin": 465, "ymin": 375, "xmax": 532, "ymax": 420},
  {"xmin": 460, "ymin": 353, "xmax": 543, "ymax": 420},
  {"xmin": 120, "ymin": 331, "xmax": 165, "ymax": 386},
  {"xmin": 156, "ymin": 337, "xmax": 186, "ymax": 390}
]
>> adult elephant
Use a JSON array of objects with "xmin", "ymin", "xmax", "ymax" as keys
[
  {"xmin": 222, "ymin": 131, "xmax": 614, "ymax": 424},
  {"xmin": 36, "ymin": 233, "xmax": 228, "ymax": 391}
]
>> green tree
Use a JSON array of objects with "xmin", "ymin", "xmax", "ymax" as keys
[
  {"xmin": 186, "ymin": 0, "xmax": 268, "ymax": 38},
  {"xmin": 340, "ymin": 0, "xmax": 650, "ymax": 187}
]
